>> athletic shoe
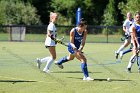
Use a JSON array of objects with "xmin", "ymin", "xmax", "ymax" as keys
[
  {"xmin": 36, "ymin": 58, "xmax": 41, "ymax": 69},
  {"xmin": 115, "ymin": 51, "xmax": 119, "ymax": 59},
  {"xmin": 120, "ymin": 51, "xmax": 123, "ymax": 59},
  {"xmin": 55, "ymin": 61, "xmax": 64, "ymax": 69},
  {"xmin": 83, "ymin": 76, "xmax": 94, "ymax": 81},
  {"xmin": 126, "ymin": 68, "xmax": 131, "ymax": 73},
  {"xmin": 43, "ymin": 70, "xmax": 52, "ymax": 73}
]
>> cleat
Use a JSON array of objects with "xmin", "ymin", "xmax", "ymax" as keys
[
  {"xmin": 126, "ymin": 68, "xmax": 131, "ymax": 73},
  {"xmin": 55, "ymin": 61, "xmax": 64, "ymax": 69},
  {"xmin": 115, "ymin": 51, "xmax": 119, "ymax": 59},
  {"xmin": 36, "ymin": 58, "xmax": 41, "ymax": 69},
  {"xmin": 120, "ymin": 51, "xmax": 123, "ymax": 59},
  {"xmin": 83, "ymin": 76, "xmax": 94, "ymax": 81}
]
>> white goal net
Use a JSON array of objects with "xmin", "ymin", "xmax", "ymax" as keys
[{"xmin": 9, "ymin": 26, "xmax": 26, "ymax": 41}]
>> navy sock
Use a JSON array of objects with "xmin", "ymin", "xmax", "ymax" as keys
[
  {"xmin": 57, "ymin": 56, "xmax": 68, "ymax": 65},
  {"xmin": 81, "ymin": 63, "xmax": 89, "ymax": 78},
  {"xmin": 123, "ymin": 49, "xmax": 132, "ymax": 55}
]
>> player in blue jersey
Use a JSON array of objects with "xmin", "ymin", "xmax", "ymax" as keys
[
  {"xmin": 115, "ymin": 12, "xmax": 134, "ymax": 59},
  {"xmin": 126, "ymin": 11, "xmax": 140, "ymax": 73},
  {"xmin": 55, "ymin": 18, "xmax": 93, "ymax": 81}
]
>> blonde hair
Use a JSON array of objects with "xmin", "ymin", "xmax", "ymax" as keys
[
  {"xmin": 135, "ymin": 11, "xmax": 140, "ymax": 16},
  {"xmin": 50, "ymin": 12, "xmax": 58, "ymax": 22}
]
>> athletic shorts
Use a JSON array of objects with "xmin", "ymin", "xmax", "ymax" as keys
[{"xmin": 68, "ymin": 42, "xmax": 76, "ymax": 54}]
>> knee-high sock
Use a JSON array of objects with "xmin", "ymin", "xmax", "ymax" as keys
[
  {"xmin": 43, "ymin": 57, "xmax": 54, "ymax": 71},
  {"xmin": 123, "ymin": 49, "xmax": 132, "ymax": 55},
  {"xmin": 57, "ymin": 56, "xmax": 68, "ymax": 65},
  {"xmin": 127, "ymin": 55, "xmax": 136, "ymax": 68},
  {"xmin": 81, "ymin": 62, "xmax": 89, "ymax": 78},
  {"xmin": 117, "ymin": 45, "xmax": 125, "ymax": 53},
  {"xmin": 40, "ymin": 57, "xmax": 50, "ymax": 63}
]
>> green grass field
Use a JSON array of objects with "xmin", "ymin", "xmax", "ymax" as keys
[
  {"xmin": 0, "ymin": 33, "xmax": 123, "ymax": 43},
  {"xmin": 0, "ymin": 42, "xmax": 140, "ymax": 93}
]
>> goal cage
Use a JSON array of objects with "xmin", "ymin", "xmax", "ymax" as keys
[{"xmin": 9, "ymin": 26, "xmax": 26, "ymax": 41}]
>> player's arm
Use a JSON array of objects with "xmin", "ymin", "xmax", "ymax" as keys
[
  {"xmin": 78, "ymin": 29, "xmax": 87, "ymax": 51},
  {"xmin": 47, "ymin": 30, "xmax": 55, "ymax": 40},
  {"xmin": 123, "ymin": 26, "xmax": 127, "ymax": 33},
  {"xmin": 70, "ymin": 28, "xmax": 77, "ymax": 51},
  {"xmin": 47, "ymin": 30, "xmax": 52, "ymax": 37},
  {"xmin": 47, "ymin": 23, "xmax": 55, "ymax": 39},
  {"xmin": 123, "ymin": 21, "xmax": 127, "ymax": 33},
  {"xmin": 131, "ymin": 26, "xmax": 138, "ymax": 51}
]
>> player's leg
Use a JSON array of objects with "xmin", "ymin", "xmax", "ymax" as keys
[
  {"xmin": 36, "ymin": 57, "xmax": 51, "ymax": 69},
  {"xmin": 36, "ymin": 46, "xmax": 55, "ymax": 69},
  {"xmin": 75, "ymin": 51, "xmax": 93, "ymax": 81},
  {"xmin": 115, "ymin": 37, "xmax": 130, "ymax": 59},
  {"xmin": 127, "ymin": 54, "xmax": 136, "ymax": 73},
  {"xmin": 55, "ymin": 54, "xmax": 75, "ymax": 69},
  {"xmin": 127, "ymin": 41, "xmax": 136, "ymax": 71},
  {"xmin": 43, "ymin": 46, "xmax": 56, "ymax": 73},
  {"xmin": 120, "ymin": 43, "xmax": 133, "ymax": 59},
  {"xmin": 55, "ymin": 43, "xmax": 75, "ymax": 69}
]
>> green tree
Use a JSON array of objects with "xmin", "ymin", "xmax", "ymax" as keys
[
  {"xmin": 101, "ymin": 0, "xmax": 117, "ymax": 34},
  {"xmin": 0, "ymin": 0, "xmax": 41, "ymax": 25},
  {"xmin": 118, "ymin": 0, "xmax": 140, "ymax": 19},
  {"xmin": 102, "ymin": 0, "xmax": 117, "ymax": 26},
  {"xmin": 51, "ymin": 0, "xmax": 75, "ymax": 25},
  {"xmin": 50, "ymin": 0, "xmax": 113, "ymax": 25},
  {"xmin": 28, "ymin": 0, "xmax": 52, "ymax": 24}
]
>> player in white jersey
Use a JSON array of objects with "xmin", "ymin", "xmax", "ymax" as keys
[
  {"xmin": 36, "ymin": 12, "xmax": 58, "ymax": 73},
  {"xmin": 115, "ymin": 12, "xmax": 134, "ymax": 59},
  {"xmin": 126, "ymin": 11, "xmax": 140, "ymax": 73}
]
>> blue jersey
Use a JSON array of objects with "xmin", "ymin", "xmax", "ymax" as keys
[
  {"xmin": 67, "ymin": 27, "xmax": 84, "ymax": 54},
  {"xmin": 74, "ymin": 27, "xmax": 84, "ymax": 49},
  {"xmin": 134, "ymin": 22, "xmax": 140, "ymax": 38},
  {"xmin": 133, "ymin": 22, "xmax": 140, "ymax": 44}
]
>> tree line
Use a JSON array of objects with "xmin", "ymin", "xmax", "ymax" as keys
[{"xmin": 0, "ymin": 0, "xmax": 139, "ymax": 26}]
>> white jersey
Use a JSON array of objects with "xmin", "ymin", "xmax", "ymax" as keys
[
  {"xmin": 123, "ymin": 19, "xmax": 134, "ymax": 36},
  {"xmin": 45, "ymin": 22, "xmax": 57, "ymax": 46}
]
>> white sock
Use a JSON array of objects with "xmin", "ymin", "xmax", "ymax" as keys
[
  {"xmin": 40, "ymin": 57, "xmax": 50, "ymax": 63},
  {"xmin": 117, "ymin": 45, "xmax": 125, "ymax": 53},
  {"xmin": 127, "ymin": 55, "xmax": 136, "ymax": 68},
  {"xmin": 43, "ymin": 57, "xmax": 54, "ymax": 71}
]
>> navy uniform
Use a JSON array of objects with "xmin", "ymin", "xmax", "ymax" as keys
[
  {"xmin": 68, "ymin": 27, "xmax": 84, "ymax": 54},
  {"xmin": 55, "ymin": 19, "xmax": 93, "ymax": 80}
]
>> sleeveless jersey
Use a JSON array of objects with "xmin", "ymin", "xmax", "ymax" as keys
[
  {"xmin": 123, "ymin": 19, "xmax": 134, "ymax": 36},
  {"xmin": 45, "ymin": 22, "xmax": 57, "ymax": 46},
  {"xmin": 133, "ymin": 22, "xmax": 140, "ymax": 38},
  {"xmin": 74, "ymin": 27, "xmax": 84, "ymax": 49}
]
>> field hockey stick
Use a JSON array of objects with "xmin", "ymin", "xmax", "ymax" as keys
[
  {"xmin": 51, "ymin": 36, "xmax": 68, "ymax": 47},
  {"xmin": 51, "ymin": 36, "xmax": 84, "ymax": 53},
  {"xmin": 136, "ymin": 49, "xmax": 139, "ymax": 66}
]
